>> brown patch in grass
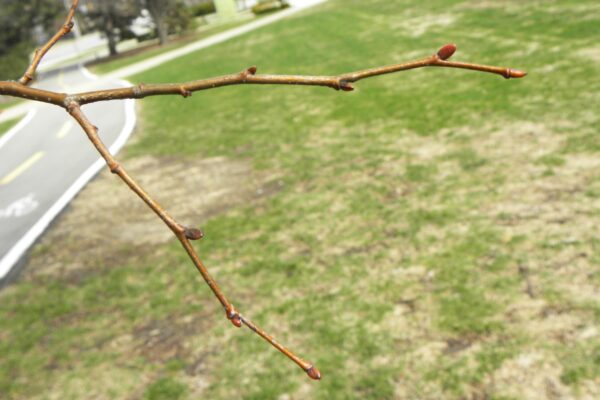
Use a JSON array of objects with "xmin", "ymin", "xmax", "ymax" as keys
[
  {"xmin": 575, "ymin": 46, "xmax": 600, "ymax": 63},
  {"xmin": 390, "ymin": 13, "xmax": 458, "ymax": 37},
  {"xmin": 379, "ymin": 117, "xmax": 600, "ymax": 397},
  {"xmin": 457, "ymin": 0, "xmax": 529, "ymax": 11},
  {"xmin": 493, "ymin": 351, "xmax": 572, "ymax": 400},
  {"xmin": 132, "ymin": 313, "xmax": 213, "ymax": 364},
  {"xmin": 468, "ymin": 121, "xmax": 600, "ymax": 396},
  {"xmin": 21, "ymin": 155, "xmax": 282, "ymax": 283}
]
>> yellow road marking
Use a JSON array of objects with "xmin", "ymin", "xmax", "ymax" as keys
[
  {"xmin": 56, "ymin": 120, "xmax": 73, "ymax": 139},
  {"xmin": 0, "ymin": 152, "xmax": 45, "ymax": 185}
]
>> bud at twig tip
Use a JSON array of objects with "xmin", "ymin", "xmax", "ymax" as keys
[
  {"xmin": 437, "ymin": 43, "xmax": 457, "ymax": 60},
  {"xmin": 509, "ymin": 69, "xmax": 527, "ymax": 78},
  {"xmin": 184, "ymin": 227, "xmax": 204, "ymax": 240},
  {"xmin": 306, "ymin": 366, "xmax": 321, "ymax": 380}
]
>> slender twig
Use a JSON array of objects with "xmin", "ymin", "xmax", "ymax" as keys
[
  {"xmin": 18, "ymin": 0, "xmax": 79, "ymax": 86},
  {"xmin": 0, "ymin": 1, "xmax": 526, "ymax": 381},
  {"xmin": 67, "ymin": 44, "xmax": 525, "ymax": 105},
  {"xmin": 66, "ymin": 102, "xmax": 321, "ymax": 379}
]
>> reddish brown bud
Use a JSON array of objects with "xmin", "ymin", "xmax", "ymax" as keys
[
  {"xmin": 230, "ymin": 314, "xmax": 242, "ymax": 328},
  {"xmin": 502, "ymin": 68, "xmax": 528, "ymax": 79},
  {"xmin": 306, "ymin": 366, "xmax": 321, "ymax": 380},
  {"xmin": 179, "ymin": 87, "xmax": 192, "ymax": 98},
  {"xmin": 339, "ymin": 81, "xmax": 354, "ymax": 92},
  {"xmin": 437, "ymin": 43, "xmax": 457, "ymax": 60},
  {"xmin": 508, "ymin": 69, "xmax": 527, "ymax": 79},
  {"xmin": 226, "ymin": 307, "xmax": 242, "ymax": 327},
  {"xmin": 184, "ymin": 228, "xmax": 204, "ymax": 240},
  {"xmin": 247, "ymin": 66, "xmax": 257, "ymax": 75}
]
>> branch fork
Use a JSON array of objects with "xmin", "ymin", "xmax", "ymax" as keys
[{"xmin": 0, "ymin": 0, "xmax": 526, "ymax": 381}]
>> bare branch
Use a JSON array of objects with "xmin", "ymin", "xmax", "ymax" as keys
[
  {"xmin": 68, "ymin": 43, "xmax": 525, "ymax": 105},
  {"xmin": 18, "ymin": 0, "xmax": 80, "ymax": 86},
  {"xmin": 0, "ymin": 0, "xmax": 526, "ymax": 379},
  {"xmin": 0, "ymin": 81, "xmax": 66, "ymax": 105},
  {"xmin": 65, "ymin": 101, "xmax": 322, "ymax": 379}
]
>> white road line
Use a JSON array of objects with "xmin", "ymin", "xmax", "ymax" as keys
[
  {"xmin": 0, "ymin": 152, "xmax": 45, "ymax": 186},
  {"xmin": 79, "ymin": 64, "xmax": 99, "ymax": 81},
  {"xmin": 56, "ymin": 120, "xmax": 73, "ymax": 139},
  {"xmin": 0, "ymin": 109, "xmax": 37, "ymax": 151}
]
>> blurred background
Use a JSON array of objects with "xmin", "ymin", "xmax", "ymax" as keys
[
  {"xmin": 0, "ymin": 0, "xmax": 293, "ymax": 81},
  {"xmin": 0, "ymin": 0, "xmax": 598, "ymax": 399}
]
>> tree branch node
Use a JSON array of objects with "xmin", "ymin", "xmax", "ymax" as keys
[
  {"xmin": 132, "ymin": 84, "xmax": 144, "ymax": 97},
  {"xmin": 184, "ymin": 227, "xmax": 204, "ymax": 240},
  {"xmin": 65, "ymin": 101, "xmax": 79, "ymax": 114},
  {"xmin": 108, "ymin": 161, "xmax": 121, "ymax": 174},
  {"xmin": 240, "ymin": 66, "xmax": 258, "ymax": 82},
  {"xmin": 63, "ymin": 21, "xmax": 74, "ymax": 33},
  {"xmin": 226, "ymin": 306, "xmax": 243, "ymax": 328},
  {"xmin": 179, "ymin": 86, "xmax": 192, "ymax": 97},
  {"xmin": 338, "ymin": 79, "xmax": 354, "ymax": 92}
]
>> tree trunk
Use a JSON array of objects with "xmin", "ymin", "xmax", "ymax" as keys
[
  {"xmin": 156, "ymin": 18, "xmax": 168, "ymax": 45},
  {"xmin": 147, "ymin": 1, "xmax": 169, "ymax": 46},
  {"xmin": 107, "ymin": 31, "xmax": 118, "ymax": 56},
  {"xmin": 104, "ymin": 18, "xmax": 118, "ymax": 56}
]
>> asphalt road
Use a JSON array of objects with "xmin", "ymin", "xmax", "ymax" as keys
[{"xmin": 0, "ymin": 65, "xmax": 135, "ymax": 283}]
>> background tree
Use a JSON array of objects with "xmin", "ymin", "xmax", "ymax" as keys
[
  {"xmin": 144, "ymin": 0, "xmax": 193, "ymax": 45},
  {"xmin": 78, "ymin": 0, "xmax": 140, "ymax": 56},
  {"xmin": 0, "ymin": 0, "xmax": 62, "ymax": 79}
]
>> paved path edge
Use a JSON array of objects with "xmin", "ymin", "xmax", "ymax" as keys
[{"xmin": 0, "ymin": 67, "xmax": 136, "ymax": 281}]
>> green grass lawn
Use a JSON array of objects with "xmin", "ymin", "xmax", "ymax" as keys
[
  {"xmin": 0, "ymin": 117, "xmax": 19, "ymax": 138},
  {"xmin": 0, "ymin": 98, "xmax": 21, "ymax": 111},
  {"xmin": 1, "ymin": 1, "xmax": 599, "ymax": 399}
]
